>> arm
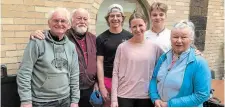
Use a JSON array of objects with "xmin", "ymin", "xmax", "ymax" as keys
[
  {"xmin": 70, "ymin": 50, "xmax": 80, "ymax": 106},
  {"xmin": 111, "ymin": 46, "xmax": 121, "ymax": 107},
  {"xmin": 30, "ymin": 30, "xmax": 45, "ymax": 40},
  {"xmin": 149, "ymin": 53, "xmax": 165, "ymax": 105},
  {"xmin": 97, "ymin": 56, "xmax": 109, "ymax": 101},
  {"xmin": 168, "ymin": 58, "xmax": 211, "ymax": 107},
  {"xmin": 96, "ymin": 37, "xmax": 110, "ymax": 101},
  {"xmin": 17, "ymin": 40, "xmax": 39, "ymax": 106},
  {"xmin": 149, "ymin": 61, "xmax": 161, "ymax": 104}
]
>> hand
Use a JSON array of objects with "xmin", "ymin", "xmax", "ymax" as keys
[
  {"xmin": 70, "ymin": 103, "xmax": 78, "ymax": 107},
  {"xmin": 21, "ymin": 103, "xmax": 32, "ymax": 107},
  {"xmin": 154, "ymin": 99, "xmax": 162, "ymax": 107},
  {"xmin": 93, "ymin": 82, "xmax": 99, "ymax": 91},
  {"xmin": 195, "ymin": 49, "xmax": 203, "ymax": 56},
  {"xmin": 161, "ymin": 101, "xmax": 168, "ymax": 107},
  {"xmin": 30, "ymin": 30, "xmax": 45, "ymax": 40},
  {"xmin": 99, "ymin": 86, "xmax": 110, "ymax": 102},
  {"xmin": 111, "ymin": 102, "xmax": 118, "ymax": 107}
]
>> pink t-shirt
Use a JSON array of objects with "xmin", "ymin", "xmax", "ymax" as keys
[{"xmin": 111, "ymin": 40, "xmax": 163, "ymax": 102}]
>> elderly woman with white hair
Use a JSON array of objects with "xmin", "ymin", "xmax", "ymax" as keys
[
  {"xmin": 17, "ymin": 7, "xmax": 80, "ymax": 107},
  {"xmin": 149, "ymin": 20, "xmax": 211, "ymax": 107}
]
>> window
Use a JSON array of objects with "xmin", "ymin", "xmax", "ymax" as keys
[{"xmin": 95, "ymin": 0, "xmax": 150, "ymax": 36}]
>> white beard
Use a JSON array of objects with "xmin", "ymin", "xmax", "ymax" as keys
[{"xmin": 74, "ymin": 26, "xmax": 88, "ymax": 35}]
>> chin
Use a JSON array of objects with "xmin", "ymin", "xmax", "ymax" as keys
[
  {"xmin": 135, "ymin": 34, "xmax": 142, "ymax": 37},
  {"xmin": 111, "ymin": 23, "xmax": 120, "ymax": 27}
]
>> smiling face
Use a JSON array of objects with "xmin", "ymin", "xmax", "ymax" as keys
[
  {"xmin": 107, "ymin": 11, "xmax": 123, "ymax": 29},
  {"xmin": 72, "ymin": 9, "xmax": 89, "ymax": 35},
  {"xmin": 171, "ymin": 28, "xmax": 192, "ymax": 55},
  {"xmin": 48, "ymin": 11, "xmax": 70, "ymax": 37},
  {"xmin": 130, "ymin": 18, "xmax": 147, "ymax": 37},
  {"xmin": 150, "ymin": 9, "xmax": 166, "ymax": 27}
]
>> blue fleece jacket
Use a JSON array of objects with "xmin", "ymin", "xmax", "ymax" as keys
[{"xmin": 149, "ymin": 48, "xmax": 211, "ymax": 107}]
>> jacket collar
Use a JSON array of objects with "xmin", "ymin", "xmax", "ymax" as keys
[{"xmin": 161, "ymin": 47, "xmax": 196, "ymax": 64}]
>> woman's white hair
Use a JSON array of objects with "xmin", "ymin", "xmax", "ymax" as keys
[
  {"xmin": 172, "ymin": 20, "xmax": 195, "ymax": 41},
  {"xmin": 47, "ymin": 7, "xmax": 71, "ymax": 24}
]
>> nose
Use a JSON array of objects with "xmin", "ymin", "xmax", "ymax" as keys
[
  {"xmin": 156, "ymin": 15, "xmax": 160, "ymax": 19},
  {"xmin": 58, "ymin": 21, "xmax": 63, "ymax": 25},
  {"xmin": 136, "ymin": 26, "xmax": 140, "ymax": 31},
  {"xmin": 176, "ymin": 37, "xmax": 182, "ymax": 43},
  {"xmin": 80, "ymin": 18, "xmax": 85, "ymax": 23}
]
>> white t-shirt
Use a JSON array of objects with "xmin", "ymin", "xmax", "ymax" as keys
[{"xmin": 144, "ymin": 28, "xmax": 171, "ymax": 52}]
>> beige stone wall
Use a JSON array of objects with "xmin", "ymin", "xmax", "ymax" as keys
[
  {"xmin": 146, "ymin": 0, "xmax": 190, "ymax": 29},
  {"xmin": 204, "ymin": 0, "xmax": 224, "ymax": 79},
  {"xmin": 1, "ymin": 0, "xmax": 102, "ymax": 74},
  {"xmin": 1, "ymin": 0, "xmax": 224, "ymax": 78}
]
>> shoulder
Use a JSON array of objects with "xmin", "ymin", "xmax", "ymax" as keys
[
  {"xmin": 122, "ymin": 29, "xmax": 131, "ymax": 34},
  {"xmin": 97, "ymin": 30, "xmax": 109, "ymax": 38},
  {"xmin": 96, "ymin": 30, "xmax": 108, "ymax": 41},
  {"xmin": 86, "ymin": 32, "xmax": 96, "ymax": 39},
  {"xmin": 122, "ymin": 29, "xmax": 132, "ymax": 37},
  {"xmin": 163, "ymin": 28, "xmax": 171, "ymax": 36},
  {"xmin": 65, "ymin": 36, "xmax": 76, "ymax": 49},
  {"xmin": 187, "ymin": 50, "xmax": 210, "ymax": 72},
  {"xmin": 120, "ymin": 41, "xmax": 127, "ymax": 46},
  {"xmin": 29, "ymin": 38, "xmax": 46, "ymax": 47},
  {"xmin": 190, "ymin": 54, "xmax": 211, "ymax": 81},
  {"xmin": 164, "ymin": 28, "xmax": 171, "ymax": 33},
  {"xmin": 194, "ymin": 55, "xmax": 208, "ymax": 66},
  {"xmin": 117, "ymin": 41, "xmax": 127, "ymax": 50},
  {"xmin": 144, "ymin": 29, "xmax": 152, "ymax": 35},
  {"xmin": 147, "ymin": 40, "xmax": 162, "ymax": 50}
]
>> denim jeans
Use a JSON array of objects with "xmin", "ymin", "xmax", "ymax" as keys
[{"xmin": 32, "ymin": 97, "xmax": 70, "ymax": 107}]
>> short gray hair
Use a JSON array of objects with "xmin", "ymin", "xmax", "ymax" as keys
[
  {"xmin": 172, "ymin": 20, "xmax": 195, "ymax": 41},
  {"xmin": 47, "ymin": 7, "xmax": 71, "ymax": 24},
  {"xmin": 71, "ymin": 8, "xmax": 90, "ymax": 22}
]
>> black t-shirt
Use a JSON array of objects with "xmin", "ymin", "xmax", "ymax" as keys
[{"xmin": 96, "ymin": 29, "xmax": 132, "ymax": 78}]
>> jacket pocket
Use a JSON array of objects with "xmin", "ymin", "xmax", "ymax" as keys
[{"xmin": 41, "ymin": 73, "xmax": 69, "ymax": 89}]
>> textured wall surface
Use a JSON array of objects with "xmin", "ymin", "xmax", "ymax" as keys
[
  {"xmin": 1, "ymin": 0, "xmax": 224, "ymax": 79},
  {"xmin": 204, "ymin": 0, "xmax": 224, "ymax": 79}
]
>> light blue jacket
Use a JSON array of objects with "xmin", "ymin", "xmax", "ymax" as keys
[{"xmin": 149, "ymin": 48, "xmax": 211, "ymax": 107}]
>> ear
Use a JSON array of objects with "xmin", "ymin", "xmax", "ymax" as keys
[
  {"xmin": 48, "ymin": 20, "xmax": 51, "ymax": 28},
  {"xmin": 129, "ymin": 26, "xmax": 132, "ymax": 33}
]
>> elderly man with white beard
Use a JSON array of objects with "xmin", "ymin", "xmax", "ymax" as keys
[{"xmin": 30, "ymin": 8, "xmax": 97, "ymax": 107}]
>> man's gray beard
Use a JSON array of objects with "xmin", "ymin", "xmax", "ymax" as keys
[{"xmin": 73, "ymin": 26, "xmax": 88, "ymax": 35}]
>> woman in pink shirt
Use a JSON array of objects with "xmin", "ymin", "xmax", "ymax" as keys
[{"xmin": 111, "ymin": 12, "xmax": 163, "ymax": 107}]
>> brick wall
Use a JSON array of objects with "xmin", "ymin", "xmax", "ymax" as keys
[
  {"xmin": 1, "ymin": 0, "xmax": 102, "ymax": 74},
  {"xmin": 146, "ymin": 0, "xmax": 190, "ymax": 29},
  {"xmin": 204, "ymin": 0, "xmax": 224, "ymax": 79},
  {"xmin": 1, "ymin": 0, "xmax": 224, "ymax": 78}
]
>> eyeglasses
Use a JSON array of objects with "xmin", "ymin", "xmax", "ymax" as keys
[
  {"xmin": 52, "ymin": 19, "xmax": 68, "ymax": 24},
  {"xmin": 109, "ymin": 14, "xmax": 123, "ymax": 18}
]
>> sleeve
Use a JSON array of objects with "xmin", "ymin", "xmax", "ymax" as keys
[
  {"xmin": 155, "ymin": 45, "xmax": 164, "ymax": 65},
  {"xmin": 111, "ymin": 45, "xmax": 122, "ymax": 102},
  {"xmin": 70, "ymin": 50, "xmax": 80, "ymax": 104},
  {"xmin": 149, "ymin": 55, "xmax": 163, "ymax": 103},
  {"xmin": 96, "ymin": 36, "xmax": 104, "ymax": 56},
  {"xmin": 17, "ymin": 40, "xmax": 39, "ymax": 104},
  {"xmin": 168, "ymin": 57, "xmax": 211, "ymax": 107}
]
